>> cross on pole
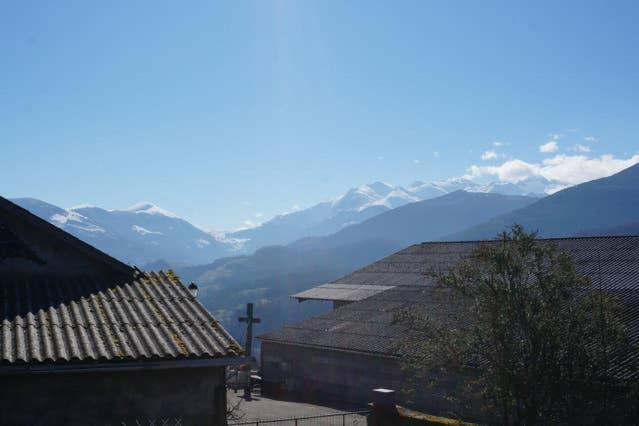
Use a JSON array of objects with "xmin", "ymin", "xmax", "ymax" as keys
[
  {"xmin": 238, "ymin": 303, "xmax": 260, "ymax": 400},
  {"xmin": 238, "ymin": 302, "xmax": 261, "ymax": 356}
]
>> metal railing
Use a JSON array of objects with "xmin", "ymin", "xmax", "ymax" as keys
[
  {"xmin": 119, "ymin": 418, "xmax": 183, "ymax": 426},
  {"xmin": 228, "ymin": 410, "xmax": 370, "ymax": 426}
]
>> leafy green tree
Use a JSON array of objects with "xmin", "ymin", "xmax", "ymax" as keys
[{"xmin": 396, "ymin": 225, "xmax": 637, "ymax": 425}]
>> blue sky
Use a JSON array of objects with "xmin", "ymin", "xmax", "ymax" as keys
[{"xmin": 1, "ymin": 1, "xmax": 638, "ymax": 230}]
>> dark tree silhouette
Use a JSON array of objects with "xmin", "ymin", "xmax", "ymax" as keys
[{"xmin": 396, "ymin": 225, "xmax": 637, "ymax": 424}]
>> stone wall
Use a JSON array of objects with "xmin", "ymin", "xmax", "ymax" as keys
[
  {"xmin": 261, "ymin": 341, "xmax": 404, "ymax": 408},
  {"xmin": 0, "ymin": 366, "xmax": 226, "ymax": 426},
  {"xmin": 260, "ymin": 342, "xmax": 475, "ymax": 419}
]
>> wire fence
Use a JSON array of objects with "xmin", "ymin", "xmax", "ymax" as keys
[
  {"xmin": 228, "ymin": 410, "xmax": 370, "ymax": 426},
  {"xmin": 119, "ymin": 418, "xmax": 184, "ymax": 426}
]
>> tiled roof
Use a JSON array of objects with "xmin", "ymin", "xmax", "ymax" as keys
[
  {"xmin": 1, "ymin": 270, "xmax": 243, "ymax": 365},
  {"xmin": 259, "ymin": 236, "xmax": 639, "ymax": 379}
]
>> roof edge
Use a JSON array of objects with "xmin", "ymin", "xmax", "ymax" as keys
[
  {"xmin": 0, "ymin": 356, "xmax": 254, "ymax": 376},
  {"xmin": 428, "ymin": 234, "xmax": 639, "ymax": 245},
  {"xmin": 258, "ymin": 338, "xmax": 399, "ymax": 359}
]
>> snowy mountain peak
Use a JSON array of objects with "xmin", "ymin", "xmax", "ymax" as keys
[
  {"xmin": 431, "ymin": 177, "xmax": 477, "ymax": 192},
  {"xmin": 11, "ymin": 197, "xmax": 237, "ymax": 266},
  {"xmin": 366, "ymin": 181, "xmax": 395, "ymax": 196},
  {"xmin": 122, "ymin": 202, "xmax": 179, "ymax": 218},
  {"xmin": 69, "ymin": 203, "xmax": 97, "ymax": 210},
  {"xmin": 329, "ymin": 181, "xmax": 421, "ymax": 213}
]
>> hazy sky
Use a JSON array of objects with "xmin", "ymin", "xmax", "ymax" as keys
[{"xmin": 2, "ymin": 1, "xmax": 638, "ymax": 230}]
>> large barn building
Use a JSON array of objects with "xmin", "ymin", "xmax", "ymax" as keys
[
  {"xmin": 258, "ymin": 237, "xmax": 639, "ymax": 414},
  {"xmin": 0, "ymin": 196, "xmax": 245, "ymax": 425}
]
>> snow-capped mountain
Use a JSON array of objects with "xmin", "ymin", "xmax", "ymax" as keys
[
  {"xmin": 10, "ymin": 175, "xmax": 556, "ymax": 266},
  {"xmin": 228, "ymin": 182, "xmax": 422, "ymax": 252},
  {"xmin": 464, "ymin": 176, "xmax": 559, "ymax": 197},
  {"xmin": 409, "ymin": 176, "xmax": 554, "ymax": 198},
  {"xmin": 12, "ymin": 198, "xmax": 239, "ymax": 266},
  {"xmin": 331, "ymin": 182, "xmax": 420, "ymax": 212},
  {"xmin": 228, "ymin": 176, "xmax": 552, "ymax": 251}
]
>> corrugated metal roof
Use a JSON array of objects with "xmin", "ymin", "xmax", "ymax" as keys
[
  {"xmin": 259, "ymin": 236, "xmax": 639, "ymax": 379},
  {"xmin": 1, "ymin": 270, "xmax": 243, "ymax": 365},
  {"xmin": 292, "ymin": 284, "xmax": 396, "ymax": 302}
]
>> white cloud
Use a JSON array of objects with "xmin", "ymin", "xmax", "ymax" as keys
[
  {"xmin": 539, "ymin": 133, "xmax": 563, "ymax": 153},
  {"xmin": 493, "ymin": 141, "xmax": 504, "ymax": 147},
  {"xmin": 412, "ymin": 159, "xmax": 420, "ymax": 164},
  {"xmin": 468, "ymin": 159, "xmax": 538, "ymax": 183},
  {"xmin": 432, "ymin": 151, "xmax": 440, "ymax": 158},
  {"xmin": 255, "ymin": 212, "xmax": 263, "ymax": 218},
  {"xmin": 570, "ymin": 144, "xmax": 591, "ymax": 153},
  {"xmin": 539, "ymin": 141, "xmax": 559, "ymax": 153},
  {"xmin": 468, "ymin": 153, "xmax": 639, "ymax": 186},
  {"xmin": 481, "ymin": 150, "xmax": 499, "ymax": 161},
  {"xmin": 584, "ymin": 136, "xmax": 597, "ymax": 142}
]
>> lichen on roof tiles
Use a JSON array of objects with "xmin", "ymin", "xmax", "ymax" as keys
[{"xmin": 0, "ymin": 271, "xmax": 241, "ymax": 365}]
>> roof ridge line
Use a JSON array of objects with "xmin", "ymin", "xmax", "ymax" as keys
[
  {"xmin": 422, "ymin": 234, "xmax": 639, "ymax": 245},
  {"xmin": 0, "ymin": 195, "xmax": 134, "ymax": 276}
]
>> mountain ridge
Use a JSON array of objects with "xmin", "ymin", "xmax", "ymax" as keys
[
  {"xmin": 8, "ymin": 175, "xmax": 554, "ymax": 266},
  {"xmin": 11, "ymin": 198, "xmax": 239, "ymax": 266},
  {"xmin": 443, "ymin": 163, "xmax": 639, "ymax": 240},
  {"xmin": 228, "ymin": 177, "xmax": 550, "ymax": 251}
]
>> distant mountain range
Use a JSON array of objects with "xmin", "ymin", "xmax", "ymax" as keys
[
  {"xmin": 445, "ymin": 163, "xmax": 639, "ymax": 240},
  {"xmin": 312, "ymin": 191, "xmax": 536, "ymax": 247},
  {"xmin": 176, "ymin": 164, "xmax": 639, "ymax": 348},
  {"xmin": 12, "ymin": 176, "xmax": 553, "ymax": 266},
  {"xmin": 176, "ymin": 190, "xmax": 538, "ymax": 349},
  {"xmin": 228, "ymin": 176, "xmax": 552, "ymax": 252},
  {"xmin": 10, "ymin": 199, "xmax": 242, "ymax": 266}
]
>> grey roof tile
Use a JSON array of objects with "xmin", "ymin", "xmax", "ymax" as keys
[{"xmin": 0, "ymin": 270, "xmax": 243, "ymax": 365}]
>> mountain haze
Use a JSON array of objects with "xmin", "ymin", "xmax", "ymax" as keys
[{"xmin": 181, "ymin": 191, "xmax": 537, "ymax": 347}]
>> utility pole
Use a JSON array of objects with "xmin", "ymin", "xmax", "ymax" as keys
[{"xmin": 238, "ymin": 303, "xmax": 260, "ymax": 399}]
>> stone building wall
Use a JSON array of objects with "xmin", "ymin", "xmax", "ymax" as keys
[
  {"xmin": 260, "ymin": 342, "xmax": 475, "ymax": 419},
  {"xmin": 0, "ymin": 366, "xmax": 226, "ymax": 426},
  {"xmin": 261, "ymin": 341, "xmax": 404, "ymax": 408}
]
